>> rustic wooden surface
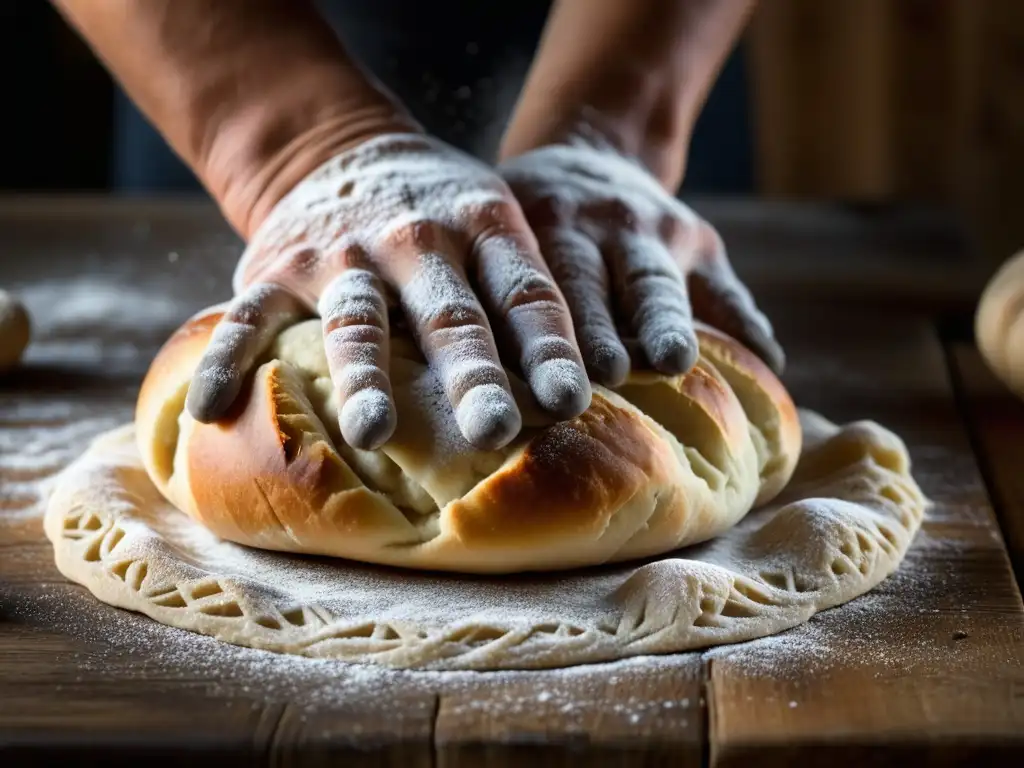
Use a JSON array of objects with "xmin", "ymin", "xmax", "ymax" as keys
[
  {"xmin": 949, "ymin": 344, "xmax": 1024, "ymax": 581},
  {"xmin": 1, "ymin": 198, "xmax": 1023, "ymax": 766}
]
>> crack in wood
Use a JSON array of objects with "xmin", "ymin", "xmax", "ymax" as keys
[
  {"xmin": 261, "ymin": 701, "xmax": 291, "ymax": 765},
  {"xmin": 701, "ymin": 655, "xmax": 714, "ymax": 768},
  {"xmin": 429, "ymin": 693, "xmax": 441, "ymax": 768}
]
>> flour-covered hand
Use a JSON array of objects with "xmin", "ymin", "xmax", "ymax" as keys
[
  {"xmin": 185, "ymin": 134, "xmax": 591, "ymax": 451},
  {"xmin": 499, "ymin": 144, "xmax": 783, "ymax": 387}
]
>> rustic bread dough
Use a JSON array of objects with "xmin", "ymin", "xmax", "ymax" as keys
[
  {"xmin": 133, "ymin": 306, "xmax": 801, "ymax": 573},
  {"xmin": 977, "ymin": 249, "xmax": 1024, "ymax": 398},
  {"xmin": 44, "ymin": 410, "xmax": 926, "ymax": 670},
  {"xmin": 0, "ymin": 290, "xmax": 31, "ymax": 371}
]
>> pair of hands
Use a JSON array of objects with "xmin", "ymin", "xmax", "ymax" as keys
[{"xmin": 185, "ymin": 133, "xmax": 782, "ymax": 452}]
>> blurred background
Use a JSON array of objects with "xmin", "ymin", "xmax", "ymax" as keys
[{"xmin": 0, "ymin": 0, "xmax": 1021, "ymax": 268}]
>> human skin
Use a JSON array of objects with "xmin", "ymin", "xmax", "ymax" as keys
[{"xmin": 52, "ymin": 0, "xmax": 777, "ymax": 452}]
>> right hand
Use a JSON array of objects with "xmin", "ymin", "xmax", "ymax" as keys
[
  {"xmin": 499, "ymin": 142, "xmax": 784, "ymax": 385},
  {"xmin": 185, "ymin": 134, "xmax": 592, "ymax": 451}
]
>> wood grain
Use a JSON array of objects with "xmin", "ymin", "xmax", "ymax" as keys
[
  {"xmin": 2, "ymin": 199, "xmax": 1022, "ymax": 765},
  {"xmin": 0, "ymin": 195, "xmax": 988, "ymax": 312},
  {"xmin": 434, "ymin": 659, "xmax": 703, "ymax": 768},
  {"xmin": 707, "ymin": 311, "xmax": 1024, "ymax": 765},
  {"xmin": 948, "ymin": 343, "xmax": 1024, "ymax": 579},
  {"xmin": 748, "ymin": 0, "xmax": 895, "ymax": 199}
]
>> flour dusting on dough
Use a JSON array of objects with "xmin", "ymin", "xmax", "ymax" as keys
[{"xmin": 42, "ymin": 409, "xmax": 926, "ymax": 670}]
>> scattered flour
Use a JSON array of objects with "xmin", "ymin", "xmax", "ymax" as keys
[
  {"xmin": 40, "ymin": 410, "xmax": 929, "ymax": 673},
  {"xmin": 4, "ymin": 402, "xmax": 988, "ymax": 723},
  {"xmin": 0, "ymin": 398, "xmax": 130, "ymax": 521},
  {"xmin": 18, "ymin": 278, "xmax": 183, "ymax": 336}
]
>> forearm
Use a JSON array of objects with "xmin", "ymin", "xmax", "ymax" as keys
[
  {"xmin": 500, "ymin": 0, "xmax": 756, "ymax": 191},
  {"xmin": 53, "ymin": 0, "xmax": 418, "ymax": 237}
]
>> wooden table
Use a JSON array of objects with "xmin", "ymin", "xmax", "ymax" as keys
[{"xmin": 2, "ymin": 197, "xmax": 1023, "ymax": 766}]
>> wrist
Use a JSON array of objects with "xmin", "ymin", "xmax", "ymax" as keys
[
  {"xmin": 203, "ymin": 90, "xmax": 419, "ymax": 240},
  {"xmin": 499, "ymin": 65, "xmax": 695, "ymax": 191},
  {"xmin": 499, "ymin": 0, "xmax": 756, "ymax": 192},
  {"xmin": 500, "ymin": 91, "xmax": 693, "ymax": 190}
]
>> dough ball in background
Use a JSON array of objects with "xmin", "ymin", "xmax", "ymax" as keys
[
  {"xmin": 0, "ymin": 289, "xmax": 31, "ymax": 372},
  {"xmin": 976, "ymin": 249, "xmax": 1024, "ymax": 398}
]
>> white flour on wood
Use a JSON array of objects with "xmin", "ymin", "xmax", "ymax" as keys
[{"xmin": 40, "ymin": 409, "xmax": 928, "ymax": 671}]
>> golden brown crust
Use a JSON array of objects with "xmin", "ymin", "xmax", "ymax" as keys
[
  {"xmin": 693, "ymin": 323, "xmax": 802, "ymax": 505},
  {"xmin": 136, "ymin": 309, "xmax": 801, "ymax": 573},
  {"xmin": 181, "ymin": 361, "xmax": 419, "ymax": 553},
  {"xmin": 136, "ymin": 305, "xmax": 228, "ymax": 495},
  {"xmin": 977, "ymin": 250, "xmax": 1024, "ymax": 399},
  {"xmin": 445, "ymin": 393, "xmax": 672, "ymax": 547}
]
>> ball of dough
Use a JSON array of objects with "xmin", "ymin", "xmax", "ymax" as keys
[
  {"xmin": 0, "ymin": 290, "xmax": 31, "ymax": 372},
  {"xmin": 136, "ymin": 306, "xmax": 802, "ymax": 573},
  {"xmin": 976, "ymin": 249, "xmax": 1024, "ymax": 398}
]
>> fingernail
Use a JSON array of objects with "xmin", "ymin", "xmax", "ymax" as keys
[
  {"xmin": 186, "ymin": 368, "xmax": 240, "ymax": 423},
  {"xmin": 340, "ymin": 388, "xmax": 397, "ymax": 450},
  {"xmin": 586, "ymin": 344, "xmax": 630, "ymax": 388},
  {"xmin": 530, "ymin": 358, "xmax": 592, "ymax": 418},
  {"xmin": 456, "ymin": 384, "xmax": 522, "ymax": 450},
  {"xmin": 648, "ymin": 330, "xmax": 699, "ymax": 375}
]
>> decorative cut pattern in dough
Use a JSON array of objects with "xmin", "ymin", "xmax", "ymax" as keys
[{"xmin": 44, "ymin": 410, "xmax": 927, "ymax": 670}]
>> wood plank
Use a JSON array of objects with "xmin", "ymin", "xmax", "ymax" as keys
[
  {"xmin": 948, "ymin": 343, "xmax": 1024, "ymax": 579},
  {"xmin": 2, "ymin": 200, "xmax": 1020, "ymax": 764},
  {"xmin": 0, "ymin": 585, "xmax": 440, "ymax": 767},
  {"xmin": 748, "ymin": 0, "xmax": 896, "ymax": 199},
  {"xmin": 0, "ymin": 196, "xmax": 986, "ymax": 314},
  {"xmin": 434, "ymin": 657, "xmax": 703, "ymax": 767},
  {"xmin": 706, "ymin": 309, "xmax": 1024, "ymax": 765}
]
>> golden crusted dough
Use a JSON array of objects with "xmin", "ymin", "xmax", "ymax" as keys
[
  {"xmin": 977, "ymin": 249, "xmax": 1024, "ymax": 398},
  {"xmin": 0, "ymin": 290, "xmax": 31, "ymax": 372},
  {"xmin": 46, "ymin": 410, "xmax": 925, "ymax": 670},
  {"xmin": 136, "ymin": 307, "xmax": 801, "ymax": 573}
]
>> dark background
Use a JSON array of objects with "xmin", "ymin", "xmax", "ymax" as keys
[
  {"xmin": 2, "ymin": 0, "xmax": 1024, "ymax": 267},
  {"xmin": 0, "ymin": 0, "xmax": 753, "ymax": 196}
]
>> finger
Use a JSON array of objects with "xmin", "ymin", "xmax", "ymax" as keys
[
  {"xmin": 532, "ymin": 227, "xmax": 630, "ymax": 387},
  {"xmin": 689, "ymin": 223, "xmax": 785, "ymax": 374},
  {"xmin": 186, "ymin": 282, "xmax": 306, "ymax": 422},
  {"xmin": 399, "ymin": 252, "xmax": 521, "ymax": 450},
  {"xmin": 690, "ymin": 266, "xmax": 786, "ymax": 375},
  {"xmin": 318, "ymin": 269, "xmax": 397, "ymax": 450},
  {"xmin": 607, "ymin": 233, "xmax": 699, "ymax": 375},
  {"xmin": 474, "ymin": 232, "xmax": 592, "ymax": 417}
]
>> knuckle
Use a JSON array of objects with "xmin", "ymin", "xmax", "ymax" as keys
[
  {"xmin": 337, "ymin": 361, "xmax": 389, "ymax": 390},
  {"xmin": 540, "ymin": 229, "xmax": 603, "ymax": 278},
  {"xmin": 499, "ymin": 270, "xmax": 562, "ymax": 314},
  {"xmin": 547, "ymin": 256, "xmax": 588, "ymax": 287},
  {"xmin": 520, "ymin": 194, "xmax": 572, "ymax": 228},
  {"xmin": 324, "ymin": 306, "xmax": 386, "ymax": 337},
  {"xmin": 658, "ymin": 213, "xmax": 685, "ymax": 244},
  {"xmin": 419, "ymin": 301, "xmax": 488, "ymax": 339},
  {"xmin": 333, "ymin": 244, "xmax": 372, "ymax": 272},
  {"xmin": 624, "ymin": 256, "xmax": 681, "ymax": 285},
  {"xmin": 582, "ymin": 198, "xmax": 637, "ymax": 229},
  {"xmin": 321, "ymin": 280, "xmax": 387, "ymax": 326},
  {"xmin": 285, "ymin": 246, "xmax": 323, "ymax": 274},
  {"xmin": 471, "ymin": 199, "xmax": 517, "ymax": 229},
  {"xmin": 697, "ymin": 220, "xmax": 727, "ymax": 261},
  {"xmin": 229, "ymin": 301, "xmax": 264, "ymax": 327},
  {"xmin": 337, "ymin": 267, "xmax": 384, "ymax": 295},
  {"xmin": 381, "ymin": 219, "xmax": 448, "ymax": 252}
]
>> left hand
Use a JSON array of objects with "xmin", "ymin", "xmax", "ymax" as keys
[{"xmin": 499, "ymin": 142, "xmax": 783, "ymax": 387}]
